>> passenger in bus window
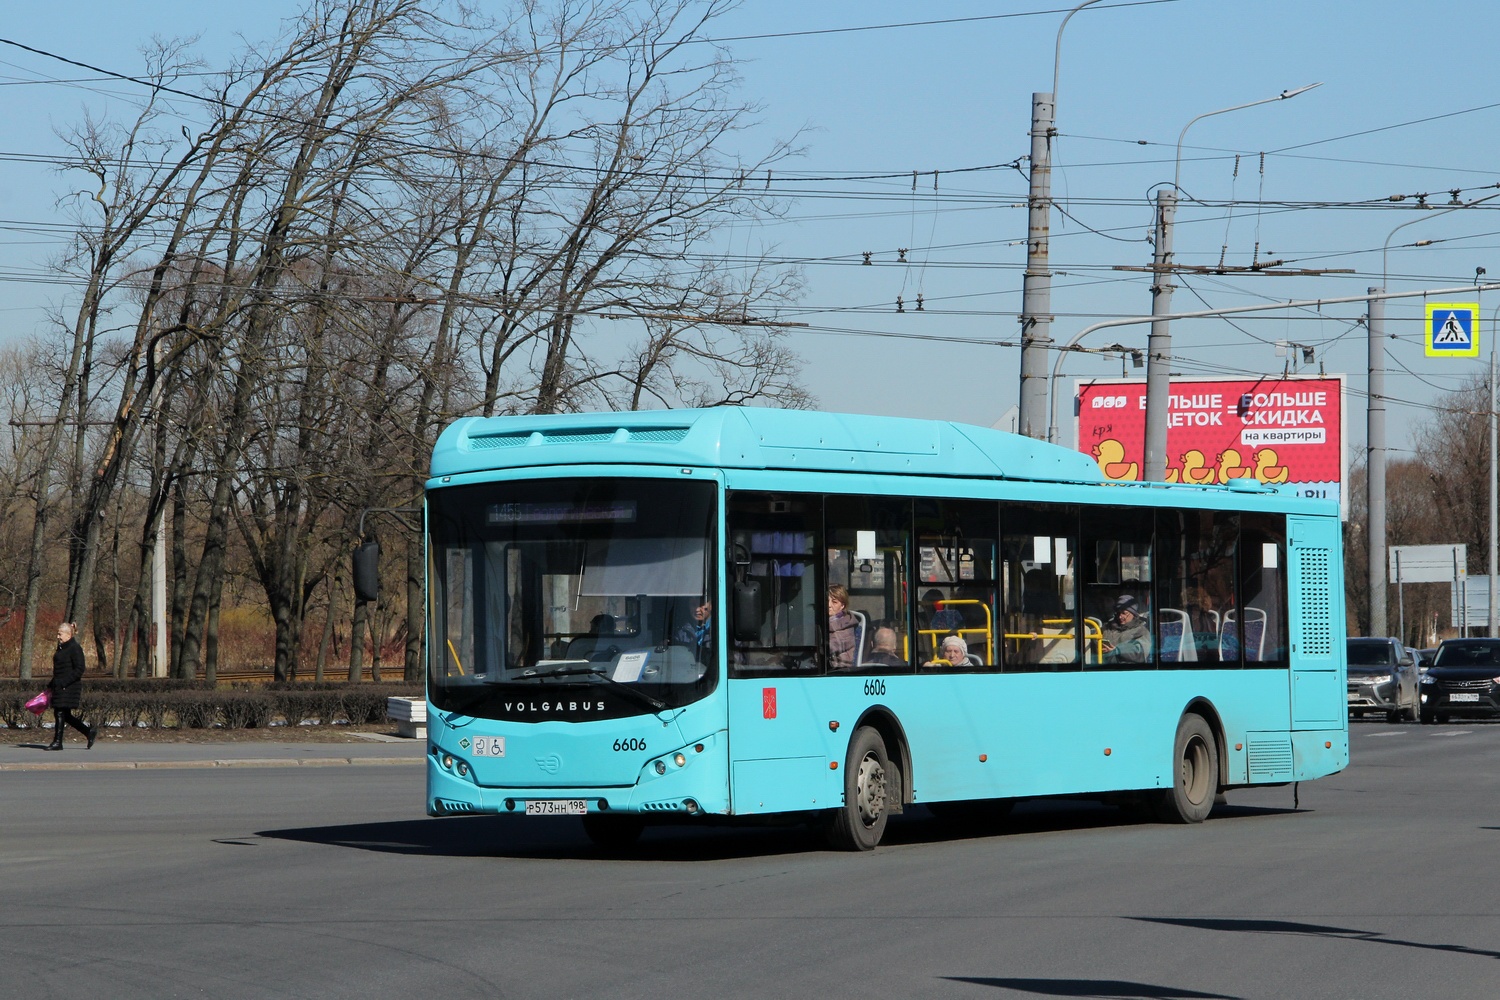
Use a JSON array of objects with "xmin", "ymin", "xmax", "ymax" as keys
[
  {"xmin": 925, "ymin": 635, "xmax": 971, "ymax": 667},
  {"xmin": 1101, "ymin": 595, "xmax": 1151, "ymax": 663},
  {"xmin": 865, "ymin": 626, "xmax": 905, "ymax": 666},
  {"xmin": 920, "ymin": 588, "xmax": 965, "ymax": 633},
  {"xmin": 827, "ymin": 585, "xmax": 859, "ymax": 670}
]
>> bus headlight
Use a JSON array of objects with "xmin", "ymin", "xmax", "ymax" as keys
[
  {"xmin": 674, "ymin": 753, "xmax": 686, "ymax": 768},
  {"xmin": 442, "ymin": 754, "xmax": 455, "ymax": 770},
  {"xmin": 456, "ymin": 761, "xmax": 470, "ymax": 777},
  {"xmin": 654, "ymin": 760, "xmax": 667, "ymax": 775}
]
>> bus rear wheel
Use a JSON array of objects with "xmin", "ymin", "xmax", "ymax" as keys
[
  {"xmin": 824, "ymin": 727, "xmax": 890, "ymax": 851},
  {"xmin": 581, "ymin": 814, "xmax": 645, "ymax": 849},
  {"xmin": 1154, "ymin": 713, "xmax": 1218, "ymax": 824}
]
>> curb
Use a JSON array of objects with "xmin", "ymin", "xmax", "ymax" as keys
[{"xmin": 0, "ymin": 756, "xmax": 421, "ymax": 772}]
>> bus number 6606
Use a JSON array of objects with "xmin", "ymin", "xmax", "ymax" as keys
[
  {"xmin": 612, "ymin": 738, "xmax": 647, "ymax": 752},
  {"xmin": 863, "ymin": 679, "xmax": 886, "ymax": 697}
]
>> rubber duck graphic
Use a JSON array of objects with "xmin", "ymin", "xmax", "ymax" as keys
[
  {"xmin": 1180, "ymin": 449, "xmax": 1216, "ymax": 485},
  {"xmin": 1092, "ymin": 438, "xmax": 1139, "ymax": 480},
  {"xmin": 1216, "ymin": 448, "xmax": 1251, "ymax": 483},
  {"xmin": 1253, "ymin": 448, "xmax": 1289, "ymax": 484}
]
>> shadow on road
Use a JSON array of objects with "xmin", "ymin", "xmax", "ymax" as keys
[
  {"xmin": 255, "ymin": 798, "xmax": 1302, "ymax": 861},
  {"xmin": 1132, "ymin": 917, "xmax": 1500, "ymax": 962},
  {"xmin": 942, "ymin": 978, "xmax": 1239, "ymax": 999}
]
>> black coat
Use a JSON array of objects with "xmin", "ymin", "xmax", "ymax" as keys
[{"xmin": 48, "ymin": 638, "xmax": 86, "ymax": 709}]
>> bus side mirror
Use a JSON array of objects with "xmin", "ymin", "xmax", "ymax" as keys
[
  {"xmin": 732, "ymin": 581, "xmax": 762, "ymax": 642},
  {"xmin": 353, "ymin": 539, "xmax": 380, "ymax": 603}
]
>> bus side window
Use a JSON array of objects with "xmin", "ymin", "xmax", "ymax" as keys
[
  {"xmin": 826, "ymin": 495, "xmax": 912, "ymax": 673},
  {"xmin": 1001, "ymin": 504, "xmax": 1081, "ymax": 671},
  {"xmin": 726, "ymin": 492, "xmax": 821, "ymax": 675},
  {"xmin": 1239, "ymin": 513, "xmax": 1288, "ymax": 666},
  {"xmin": 915, "ymin": 498, "xmax": 999, "ymax": 671},
  {"xmin": 1155, "ymin": 509, "xmax": 1237, "ymax": 667},
  {"xmin": 1080, "ymin": 506, "xmax": 1155, "ymax": 669}
]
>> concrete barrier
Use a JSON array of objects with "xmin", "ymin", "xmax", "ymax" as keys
[{"xmin": 387, "ymin": 696, "xmax": 427, "ymax": 739}]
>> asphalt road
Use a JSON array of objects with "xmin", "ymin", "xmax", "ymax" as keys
[{"xmin": 3, "ymin": 720, "xmax": 1499, "ymax": 999}]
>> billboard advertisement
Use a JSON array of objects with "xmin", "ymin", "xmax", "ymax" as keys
[{"xmin": 1073, "ymin": 375, "xmax": 1346, "ymax": 516}]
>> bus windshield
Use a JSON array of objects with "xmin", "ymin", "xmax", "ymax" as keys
[{"xmin": 427, "ymin": 477, "xmax": 718, "ymax": 720}]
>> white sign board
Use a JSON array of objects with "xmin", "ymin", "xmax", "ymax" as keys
[
  {"xmin": 1454, "ymin": 575, "xmax": 1496, "ymax": 630},
  {"xmin": 1390, "ymin": 544, "xmax": 1467, "ymax": 584}
]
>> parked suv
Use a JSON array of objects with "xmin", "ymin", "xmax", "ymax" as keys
[
  {"xmin": 1347, "ymin": 637, "xmax": 1419, "ymax": 722},
  {"xmin": 1419, "ymin": 638, "xmax": 1500, "ymax": 723}
]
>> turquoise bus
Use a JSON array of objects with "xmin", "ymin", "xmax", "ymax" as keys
[{"xmin": 424, "ymin": 407, "xmax": 1347, "ymax": 850}]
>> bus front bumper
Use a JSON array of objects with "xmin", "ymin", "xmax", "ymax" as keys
[{"xmin": 426, "ymin": 732, "xmax": 728, "ymax": 818}]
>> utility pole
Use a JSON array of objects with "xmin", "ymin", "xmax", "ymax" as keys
[
  {"xmin": 1140, "ymin": 84, "xmax": 1321, "ymax": 478},
  {"xmin": 1019, "ymin": 0, "xmax": 1105, "ymax": 440},
  {"xmin": 1367, "ymin": 290, "xmax": 1387, "ymax": 638},
  {"xmin": 1490, "ymin": 342, "xmax": 1497, "ymax": 637},
  {"xmin": 1143, "ymin": 187, "xmax": 1177, "ymax": 480},
  {"xmin": 1018, "ymin": 91, "xmax": 1055, "ymax": 440}
]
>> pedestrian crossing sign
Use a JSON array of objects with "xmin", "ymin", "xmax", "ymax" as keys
[{"xmin": 1425, "ymin": 302, "xmax": 1480, "ymax": 357}]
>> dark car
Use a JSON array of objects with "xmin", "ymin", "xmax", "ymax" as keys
[
  {"xmin": 1419, "ymin": 638, "xmax": 1500, "ymax": 723},
  {"xmin": 1347, "ymin": 637, "xmax": 1419, "ymax": 722}
]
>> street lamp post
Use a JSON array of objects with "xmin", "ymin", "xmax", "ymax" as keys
[
  {"xmin": 1018, "ymin": 0, "xmax": 1106, "ymax": 440},
  {"xmin": 1141, "ymin": 84, "xmax": 1321, "ymax": 480},
  {"xmin": 1367, "ymin": 193, "xmax": 1500, "ymax": 637}
]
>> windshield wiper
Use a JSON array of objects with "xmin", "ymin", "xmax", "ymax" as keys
[{"xmin": 521, "ymin": 664, "xmax": 670, "ymax": 713}]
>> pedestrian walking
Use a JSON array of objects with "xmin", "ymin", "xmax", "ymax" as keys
[{"xmin": 45, "ymin": 622, "xmax": 96, "ymax": 751}]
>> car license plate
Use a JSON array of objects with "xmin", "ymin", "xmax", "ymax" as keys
[
  {"xmin": 1450, "ymin": 692, "xmax": 1482, "ymax": 703},
  {"xmin": 525, "ymin": 799, "xmax": 587, "ymax": 816}
]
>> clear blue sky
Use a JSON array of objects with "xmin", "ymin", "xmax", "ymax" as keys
[{"xmin": 5, "ymin": 0, "xmax": 1500, "ymax": 460}]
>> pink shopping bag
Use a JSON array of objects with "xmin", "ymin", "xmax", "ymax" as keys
[{"xmin": 24, "ymin": 690, "xmax": 50, "ymax": 715}]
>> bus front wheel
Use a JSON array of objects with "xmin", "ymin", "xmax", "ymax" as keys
[
  {"xmin": 1154, "ymin": 713, "xmax": 1218, "ymax": 824},
  {"xmin": 824, "ymin": 727, "xmax": 890, "ymax": 851}
]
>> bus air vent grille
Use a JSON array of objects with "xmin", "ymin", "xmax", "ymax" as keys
[
  {"xmin": 627, "ymin": 428, "xmax": 688, "ymax": 443},
  {"xmin": 1247, "ymin": 738, "xmax": 1294, "ymax": 778},
  {"xmin": 467, "ymin": 433, "xmax": 528, "ymax": 450},
  {"xmin": 468, "ymin": 426, "xmax": 687, "ymax": 450},
  {"xmin": 641, "ymin": 799, "xmax": 689, "ymax": 812},
  {"xmin": 1296, "ymin": 548, "xmax": 1333, "ymax": 656},
  {"xmin": 435, "ymin": 798, "xmax": 478, "ymax": 814}
]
